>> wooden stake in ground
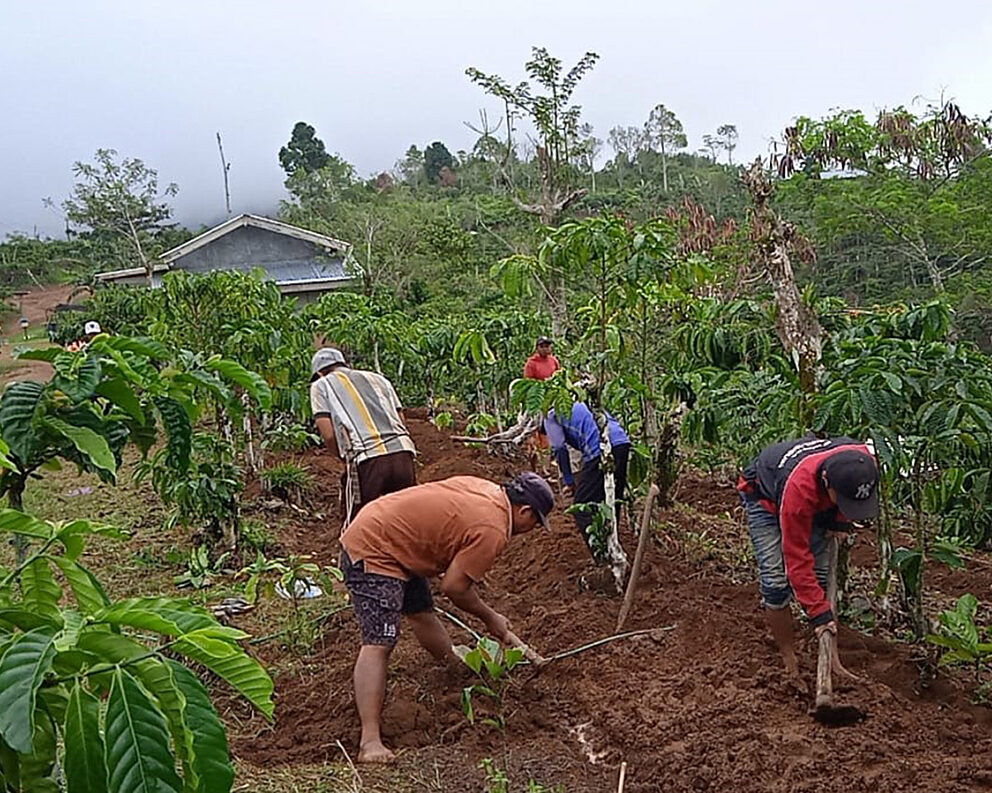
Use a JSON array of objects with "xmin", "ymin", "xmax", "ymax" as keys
[
  {"xmin": 617, "ymin": 761, "xmax": 628, "ymax": 793},
  {"xmin": 616, "ymin": 484, "xmax": 660, "ymax": 632}
]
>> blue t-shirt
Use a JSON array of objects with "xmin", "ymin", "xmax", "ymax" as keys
[{"xmin": 544, "ymin": 403, "xmax": 630, "ymax": 486}]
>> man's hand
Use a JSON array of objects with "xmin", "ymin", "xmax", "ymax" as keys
[
  {"xmin": 814, "ymin": 620, "xmax": 837, "ymax": 639},
  {"xmin": 485, "ymin": 612, "xmax": 512, "ymax": 643}
]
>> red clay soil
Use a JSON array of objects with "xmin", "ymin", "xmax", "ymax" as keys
[
  {"xmin": 230, "ymin": 417, "xmax": 992, "ymax": 792},
  {"xmin": 0, "ymin": 283, "xmax": 75, "ymax": 386}
]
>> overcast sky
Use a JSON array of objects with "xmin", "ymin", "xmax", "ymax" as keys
[{"xmin": 3, "ymin": 0, "xmax": 991, "ymax": 237}]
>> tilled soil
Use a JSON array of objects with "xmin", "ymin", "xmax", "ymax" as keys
[{"xmin": 231, "ymin": 416, "xmax": 992, "ymax": 792}]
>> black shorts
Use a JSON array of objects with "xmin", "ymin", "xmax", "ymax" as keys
[{"xmin": 340, "ymin": 550, "xmax": 433, "ymax": 646}]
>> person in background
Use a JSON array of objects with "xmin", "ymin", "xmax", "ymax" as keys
[
  {"xmin": 523, "ymin": 336, "xmax": 561, "ymax": 381},
  {"xmin": 340, "ymin": 472, "xmax": 555, "ymax": 763},
  {"xmin": 544, "ymin": 401, "xmax": 630, "ymax": 554},
  {"xmin": 66, "ymin": 320, "xmax": 102, "ymax": 352},
  {"xmin": 522, "ymin": 336, "xmax": 561, "ymax": 474},
  {"xmin": 310, "ymin": 348, "xmax": 417, "ymax": 526},
  {"xmin": 737, "ymin": 435, "xmax": 880, "ymax": 684}
]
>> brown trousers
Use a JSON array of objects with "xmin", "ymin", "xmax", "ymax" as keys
[{"xmin": 342, "ymin": 450, "xmax": 417, "ymax": 524}]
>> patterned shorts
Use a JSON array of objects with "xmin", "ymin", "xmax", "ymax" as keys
[{"xmin": 340, "ymin": 550, "xmax": 433, "ymax": 646}]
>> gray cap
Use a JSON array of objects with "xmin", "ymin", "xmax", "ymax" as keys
[
  {"xmin": 507, "ymin": 471, "xmax": 555, "ymax": 529},
  {"xmin": 311, "ymin": 347, "xmax": 346, "ymax": 376}
]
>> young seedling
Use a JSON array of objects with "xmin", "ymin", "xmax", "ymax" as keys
[
  {"xmin": 460, "ymin": 636, "xmax": 525, "ymax": 732},
  {"xmin": 926, "ymin": 593, "xmax": 992, "ymax": 694},
  {"xmin": 238, "ymin": 551, "xmax": 343, "ymax": 655}
]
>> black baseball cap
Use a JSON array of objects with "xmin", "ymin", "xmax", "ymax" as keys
[
  {"xmin": 536, "ymin": 336, "xmax": 553, "ymax": 346},
  {"xmin": 508, "ymin": 472, "xmax": 555, "ymax": 528},
  {"xmin": 822, "ymin": 450, "xmax": 879, "ymax": 522}
]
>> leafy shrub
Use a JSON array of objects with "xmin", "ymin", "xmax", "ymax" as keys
[
  {"xmin": 261, "ymin": 462, "xmax": 315, "ymax": 503},
  {"xmin": 926, "ymin": 593, "xmax": 992, "ymax": 687},
  {"xmin": 0, "ymin": 509, "xmax": 274, "ymax": 791}
]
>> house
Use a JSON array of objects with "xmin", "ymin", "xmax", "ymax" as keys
[{"xmin": 96, "ymin": 213, "xmax": 355, "ymax": 304}]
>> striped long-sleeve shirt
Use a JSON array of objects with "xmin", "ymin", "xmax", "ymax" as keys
[{"xmin": 310, "ymin": 368, "xmax": 416, "ymax": 464}]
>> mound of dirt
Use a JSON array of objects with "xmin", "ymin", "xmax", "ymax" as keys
[{"xmin": 231, "ymin": 417, "xmax": 992, "ymax": 792}]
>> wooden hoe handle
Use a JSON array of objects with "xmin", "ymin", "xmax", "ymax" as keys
[
  {"xmin": 815, "ymin": 536, "xmax": 839, "ymax": 708},
  {"xmin": 505, "ymin": 629, "xmax": 547, "ymax": 666}
]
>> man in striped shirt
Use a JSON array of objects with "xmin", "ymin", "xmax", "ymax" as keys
[{"xmin": 310, "ymin": 348, "xmax": 418, "ymax": 525}]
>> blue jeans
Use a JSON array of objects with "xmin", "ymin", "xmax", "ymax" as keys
[{"xmin": 743, "ymin": 496, "xmax": 830, "ymax": 610}]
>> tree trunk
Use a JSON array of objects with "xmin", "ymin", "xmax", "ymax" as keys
[{"xmin": 742, "ymin": 160, "xmax": 822, "ymax": 423}]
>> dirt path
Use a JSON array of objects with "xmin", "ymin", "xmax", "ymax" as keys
[
  {"xmin": 229, "ymin": 418, "xmax": 992, "ymax": 792},
  {"xmin": 0, "ymin": 283, "xmax": 76, "ymax": 386}
]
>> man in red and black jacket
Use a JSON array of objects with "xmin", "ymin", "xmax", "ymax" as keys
[{"xmin": 738, "ymin": 435, "xmax": 879, "ymax": 680}]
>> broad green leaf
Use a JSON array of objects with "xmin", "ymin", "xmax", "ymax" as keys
[
  {"xmin": 64, "ymin": 682, "xmax": 107, "ymax": 793},
  {"xmin": 0, "ymin": 626, "xmax": 58, "ymax": 753},
  {"xmin": 97, "ymin": 336, "xmax": 169, "ymax": 361},
  {"xmin": 104, "ymin": 668, "xmax": 182, "ymax": 793},
  {"xmin": 172, "ymin": 633, "xmax": 274, "ymax": 718},
  {"xmin": 94, "ymin": 378, "xmax": 145, "ymax": 424},
  {"xmin": 153, "ymin": 396, "xmax": 192, "ymax": 473},
  {"xmin": 41, "ymin": 418, "xmax": 116, "ymax": 480},
  {"xmin": 203, "ymin": 359, "xmax": 272, "ymax": 412},
  {"xmin": 14, "ymin": 348, "xmax": 61, "ymax": 364},
  {"xmin": 74, "ymin": 631, "xmax": 146, "ymax": 664},
  {"xmin": 96, "ymin": 598, "xmax": 245, "ymax": 640},
  {"xmin": 18, "ymin": 713, "xmax": 58, "ymax": 793},
  {"xmin": 56, "ymin": 609, "xmax": 86, "ymax": 652},
  {"xmin": 169, "ymin": 661, "xmax": 235, "ymax": 793},
  {"xmin": 0, "ymin": 609, "xmax": 59, "ymax": 632},
  {"xmin": 21, "ymin": 560, "xmax": 63, "ymax": 625},
  {"xmin": 0, "ymin": 439, "xmax": 15, "ymax": 472},
  {"xmin": 50, "ymin": 558, "xmax": 111, "ymax": 615},
  {"xmin": 53, "ymin": 356, "xmax": 102, "ymax": 403},
  {"xmin": 131, "ymin": 659, "xmax": 198, "ymax": 792},
  {"xmin": 0, "ymin": 381, "xmax": 44, "ymax": 466},
  {"xmin": 0, "ymin": 509, "xmax": 52, "ymax": 540}
]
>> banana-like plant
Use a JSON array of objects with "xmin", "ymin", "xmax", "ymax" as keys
[{"xmin": 0, "ymin": 509, "xmax": 274, "ymax": 792}]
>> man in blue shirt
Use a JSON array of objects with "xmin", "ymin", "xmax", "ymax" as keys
[{"xmin": 544, "ymin": 402, "xmax": 631, "ymax": 554}]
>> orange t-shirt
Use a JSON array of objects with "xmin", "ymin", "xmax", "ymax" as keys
[{"xmin": 340, "ymin": 476, "xmax": 512, "ymax": 582}]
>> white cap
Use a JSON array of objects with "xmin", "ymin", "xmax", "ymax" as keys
[
  {"xmin": 84, "ymin": 321, "xmax": 102, "ymax": 335},
  {"xmin": 311, "ymin": 347, "xmax": 346, "ymax": 375}
]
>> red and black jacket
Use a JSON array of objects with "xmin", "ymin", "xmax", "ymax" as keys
[{"xmin": 738, "ymin": 435, "xmax": 869, "ymax": 625}]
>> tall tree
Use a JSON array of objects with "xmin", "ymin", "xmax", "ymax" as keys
[
  {"xmin": 424, "ymin": 141, "xmax": 455, "ymax": 184},
  {"xmin": 62, "ymin": 149, "xmax": 178, "ymax": 285},
  {"xmin": 644, "ymin": 104, "xmax": 687, "ymax": 192},
  {"xmin": 278, "ymin": 121, "xmax": 330, "ymax": 177},
  {"xmin": 716, "ymin": 124, "xmax": 739, "ymax": 165},
  {"xmin": 607, "ymin": 125, "xmax": 646, "ymax": 186},
  {"xmin": 467, "ymin": 47, "xmax": 600, "ymax": 334},
  {"xmin": 467, "ymin": 47, "xmax": 599, "ymax": 225}
]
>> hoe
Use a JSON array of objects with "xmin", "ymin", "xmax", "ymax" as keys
[{"xmin": 812, "ymin": 536, "xmax": 865, "ymax": 726}]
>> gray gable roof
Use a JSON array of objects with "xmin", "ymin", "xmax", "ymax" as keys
[{"xmin": 97, "ymin": 214, "xmax": 356, "ymax": 291}]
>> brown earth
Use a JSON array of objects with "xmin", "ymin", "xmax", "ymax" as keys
[
  {"xmin": 0, "ymin": 283, "xmax": 75, "ymax": 385},
  {"xmin": 227, "ymin": 415, "xmax": 992, "ymax": 792}
]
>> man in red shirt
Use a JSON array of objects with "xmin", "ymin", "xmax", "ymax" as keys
[
  {"xmin": 738, "ymin": 436, "xmax": 879, "ymax": 683},
  {"xmin": 523, "ymin": 336, "xmax": 561, "ymax": 381}
]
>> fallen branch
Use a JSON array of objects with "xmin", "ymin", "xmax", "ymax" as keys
[
  {"xmin": 451, "ymin": 413, "xmax": 541, "ymax": 446},
  {"xmin": 616, "ymin": 483, "xmax": 660, "ymax": 632}
]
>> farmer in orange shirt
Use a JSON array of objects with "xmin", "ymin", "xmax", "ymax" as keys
[{"xmin": 339, "ymin": 472, "xmax": 555, "ymax": 763}]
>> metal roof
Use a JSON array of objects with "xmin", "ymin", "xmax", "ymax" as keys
[{"xmin": 158, "ymin": 213, "xmax": 351, "ymax": 263}]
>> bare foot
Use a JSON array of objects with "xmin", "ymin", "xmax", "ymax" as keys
[{"xmin": 358, "ymin": 741, "xmax": 396, "ymax": 764}]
